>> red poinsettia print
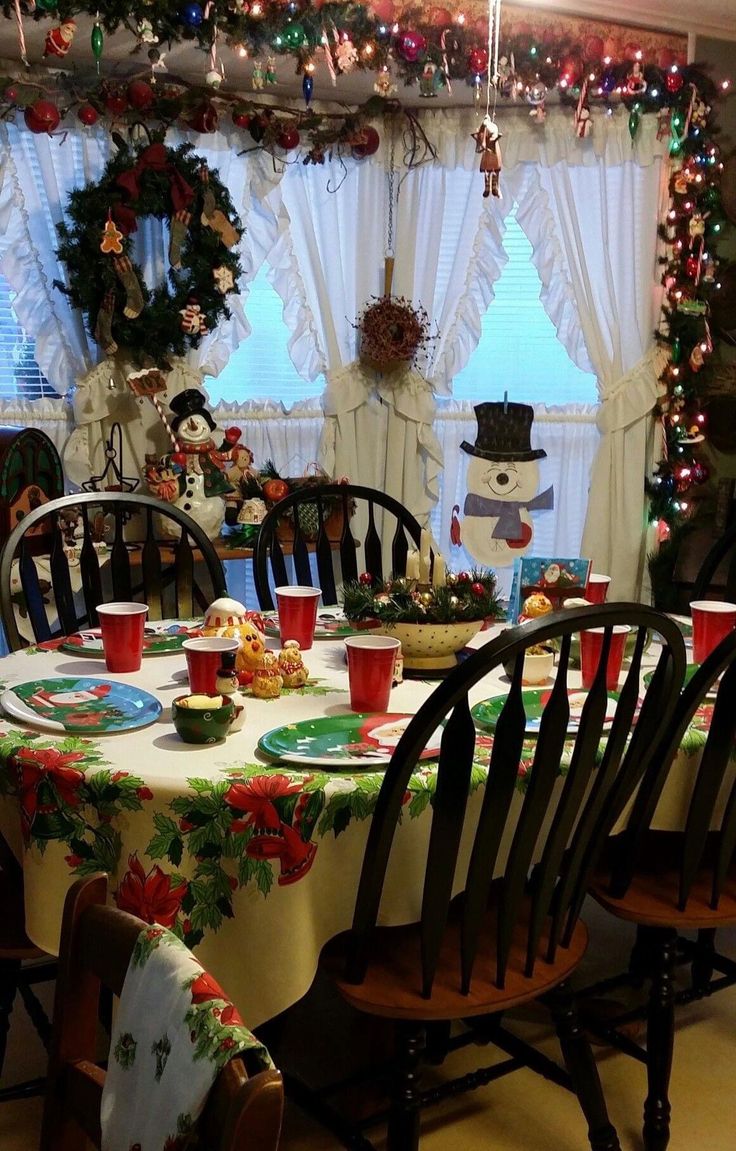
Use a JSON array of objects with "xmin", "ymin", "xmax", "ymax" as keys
[
  {"xmin": 13, "ymin": 746, "xmax": 86, "ymax": 842},
  {"xmin": 189, "ymin": 972, "xmax": 244, "ymax": 1026},
  {"xmin": 115, "ymin": 853, "xmax": 187, "ymax": 928}
]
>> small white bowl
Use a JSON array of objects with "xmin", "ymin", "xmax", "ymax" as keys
[{"xmin": 521, "ymin": 650, "xmax": 555, "ymax": 685}]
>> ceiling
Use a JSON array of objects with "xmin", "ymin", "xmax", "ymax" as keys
[{"xmin": 0, "ymin": 1, "xmax": 733, "ymax": 111}]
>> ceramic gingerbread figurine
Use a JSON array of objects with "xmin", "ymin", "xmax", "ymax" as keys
[
  {"xmin": 250, "ymin": 652, "xmax": 283, "ymax": 699},
  {"xmin": 277, "ymin": 640, "xmax": 309, "ymax": 688}
]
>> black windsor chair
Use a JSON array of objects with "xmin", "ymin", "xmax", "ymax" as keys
[
  {"xmin": 0, "ymin": 491, "xmax": 227, "ymax": 651},
  {"xmin": 252, "ymin": 483, "xmax": 431, "ymax": 611},
  {"xmin": 588, "ymin": 628, "xmax": 736, "ymax": 1151},
  {"xmin": 311, "ymin": 603, "xmax": 687, "ymax": 1151},
  {"xmin": 691, "ymin": 520, "xmax": 736, "ymax": 604},
  {"xmin": 41, "ymin": 874, "xmax": 284, "ymax": 1151}
]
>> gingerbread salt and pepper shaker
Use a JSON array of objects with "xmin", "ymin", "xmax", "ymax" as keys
[{"xmin": 214, "ymin": 651, "xmax": 246, "ymax": 731}]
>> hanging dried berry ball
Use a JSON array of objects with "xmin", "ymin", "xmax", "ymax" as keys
[
  {"xmin": 277, "ymin": 125, "xmax": 300, "ymax": 150},
  {"xmin": 127, "ymin": 79, "xmax": 155, "ymax": 110},
  {"xmin": 24, "ymin": 100, "xmax": 61, "ymax": 134},
  {"xmin": 471, "ymin": 581, "xmax": 485, "ymax": 597},
  {"xmin": 77, "ymin": 103, "xmax": 99, "ymax": 126}
]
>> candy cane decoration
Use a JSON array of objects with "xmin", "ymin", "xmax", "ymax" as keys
[
  {"xmin": 13, "ymin": 0, "xmax": 28, "ymax": 68},
  {"xmin": 126, "ymin": 369, "xmax": 181, "ymax": 453}
]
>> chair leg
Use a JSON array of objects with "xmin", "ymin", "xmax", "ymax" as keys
[
  {"xmin": 690, "ymin": 928, "xmax": 716, "ymax": 995},
  {"xmin": 546, "ymin": 980, "xmax": 621, "ymax": 1151},
  {"xmin": 643, "ymin": 929, "xmax": 677, "ymax": 1151},
  {"xmin": 0, "ymin": 958, "xmax": 20, "ymax": 1077},
  {"xmin": 629, "ymin": 925, "xmax": 656, "ymax": 987},
  {"xmin": 386, "ymin": 1021, "xmax": 425, "ymax": 1151}
]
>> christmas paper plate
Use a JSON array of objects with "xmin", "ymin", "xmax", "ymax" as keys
[
  {"xmin": 1, "ymin": 677, "xmax": 163, "ymax": 734},
  {"xmin": 59, "ymin": 622, "xmax": 203, "ymax": 657},
  {"xmin": 471, "ymin": 689, "xmax": 620, "ymax": 738},
  {"xmin": 667, "ymin": 614, "xmax": 693, "ymax": 643},
  {"xmin": 262, "ymin": 609, "xmax": 376, "ymax": 641},
  {"xmin": 644, "ymin": 664, "xmax": 717, "ymax": 697},
  {"xmin": 258, "ymin": 712, "xmax": 443, "ymax": 768}
]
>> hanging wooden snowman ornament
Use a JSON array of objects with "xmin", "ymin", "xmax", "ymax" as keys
[{"xmin": 456, "ymin": 401, "xmax": 554, "ymax": 568}]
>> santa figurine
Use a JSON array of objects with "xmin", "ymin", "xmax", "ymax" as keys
[
  {"xmin": 44, "ymin": 19, "xmax": 76, "ymax": 58},
  {"xmin": 472, "ymin": 115, "xmax": 502, "ymax": 199},
  {"xmin": 458, "ymin": 401, "xmax": 554, "ymax": 568}
]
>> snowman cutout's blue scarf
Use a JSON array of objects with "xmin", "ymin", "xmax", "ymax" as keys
[{"xmin": 463, "ymin": 486, "xmax": 554, "ymax": 539}]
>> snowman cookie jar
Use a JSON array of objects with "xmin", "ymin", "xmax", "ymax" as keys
[
  {"xmin": 166, "ymin": 388, "xmax": 233, "ymax": 539},
  {"xmin": 459, "ymin": 402, "xmax": 554, "ymax": 569}
]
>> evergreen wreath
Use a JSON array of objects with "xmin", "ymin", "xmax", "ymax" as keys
[{"xmin": 56, "ymin": 137, "xmax": 243, "ymax": 365}]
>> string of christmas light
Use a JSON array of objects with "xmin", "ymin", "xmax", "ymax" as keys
[{"xmin": 646, "ymin": 70, "xmax": 732, "ymax": 542}]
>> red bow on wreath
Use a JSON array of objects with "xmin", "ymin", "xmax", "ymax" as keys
[{"xmin": 114, "ymin": 143, "xmax": 194, "ymax": 234}]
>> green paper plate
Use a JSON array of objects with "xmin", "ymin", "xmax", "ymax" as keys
[
  {"xmin": 262, "ymin": 609, "xmax": 375, "ymax": 641},
  {"xmin": 472, "ymin": 688, "xmax": 620, "ymax": 738},
  {"xmin": 258, "ymin": 712, "xmax": 443, "ymax": 768},
  {"xmin": 644, "ymin": 664, "xmax": 716, "ymax": 696},
  {"xmin": 59, "ymin": 622, "xmax": 203, "ymax": 658},
  {"xmin": 1, "ymin": 677, "xmax": 162, "ymax": 734}
]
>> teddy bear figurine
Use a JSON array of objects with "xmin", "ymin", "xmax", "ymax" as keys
[
  {"xmin": 277, "ymin": 640, "xmax": 309, "ymax": 688},
  {"xmin": 251, "ymin": 651, "xmax": 283, "ymax": 699}
]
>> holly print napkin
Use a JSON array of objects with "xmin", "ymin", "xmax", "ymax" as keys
[{"xmin": 101, "ymin": 925, "xmax": 273, "ymax": 1151}]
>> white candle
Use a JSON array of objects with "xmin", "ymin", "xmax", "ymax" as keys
[
  {"xmin": 419, "ymin": 530, "xmax": 431, "ymax": 583},
  {"xmin": 406, "ymin": 549, "xmax": 420, "ymax": 581},
  {"xmin": 432, "ymin": 554, "xmax": 446, "ymax": 587}
]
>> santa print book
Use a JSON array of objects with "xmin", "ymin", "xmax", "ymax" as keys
[
  {"xmin": 0, "ymin": 677, "xmax": 162, "ymax": 734},
  {"xmin": 507, "ymin": 557, "xmax": 592, "ymax": 622}
]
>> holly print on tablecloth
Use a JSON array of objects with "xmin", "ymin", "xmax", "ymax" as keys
[{"xmin": 0, "ymin": 728, "xmax": 152, "ymax": 873}]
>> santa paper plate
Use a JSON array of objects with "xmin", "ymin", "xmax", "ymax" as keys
[{"xmin": 1, "ymin": 677, "xmax": 162, "ymax": 734}]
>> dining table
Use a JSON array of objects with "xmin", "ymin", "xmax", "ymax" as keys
[{"xmin": 0, "ymin": 611, "xmax": 716, "ymax": 1030}]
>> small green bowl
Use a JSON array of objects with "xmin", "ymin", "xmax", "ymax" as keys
[{"xmin": 172, "ymin": 695, "xmax": 235, "ymax": 744}]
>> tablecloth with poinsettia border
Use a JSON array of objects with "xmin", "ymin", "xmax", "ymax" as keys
[{"xmin": 0, "ymin": 629, "xmax": 715, "ymax": 1027}]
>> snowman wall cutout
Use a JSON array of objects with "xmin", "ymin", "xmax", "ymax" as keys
[{"xmin": 455, "ymin": 402, "xmax": 554, "ymax": 568}]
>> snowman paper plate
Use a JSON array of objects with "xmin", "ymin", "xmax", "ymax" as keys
[{"xmin": 1, "ymin": 677, "xmax": 162, "ymax": 734}]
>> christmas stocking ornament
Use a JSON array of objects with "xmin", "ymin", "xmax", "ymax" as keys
[
  {"xmin": 112, "ymin": 255, "xmax": 144, "ymax": 319},
  {"xmin": 169, "ymin": 209, "xmax": 191, "ymax": 270},
  {"xmin": 94, "ymin": 289, "xmax": 118, "ymax": 354}
]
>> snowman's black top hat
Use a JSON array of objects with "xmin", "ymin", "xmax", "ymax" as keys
[
  {"xmin": 460, "ymin": 401, "xmax": 546, "ymax": 462},
  {"xmin": 169, "ymin": 388, "xmax": 216, "ymax": 433}
]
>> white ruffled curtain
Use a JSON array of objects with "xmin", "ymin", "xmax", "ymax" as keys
[{"xmin": 264, "ymin": 155, "xmax": 498, "ymax": 525}]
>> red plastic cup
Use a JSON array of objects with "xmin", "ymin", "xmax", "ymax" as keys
[
  {"xmin": 275, "ymin": 586, "xmax": 321, "ymax": 651},
  {"xmin": 585, "ymin": 574, "xmax": 611, "ymax": 604},
  {"xmin": 345, "ymin": 635, "xmax": 401, "ymax": 713},
  {"xmin": 96, "ymin": 602, "xmax": 149, "ymax": 673},
  {"xmin": 580, "ymin": 625, "xmax": 630, "ymax": 691},
  {"xmin": 183, "ymin": 637, "xmax": 240, "ymax": 694},
  {"xmin": 690, "ymin": 600, "xmax": 736, "ymax": 664}
]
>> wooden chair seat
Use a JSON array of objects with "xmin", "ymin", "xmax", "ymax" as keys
[
  {"xmin": 592, "ymin": 868, "xmax": 736, "ymax": 930},
  {"xmin": 322, "ymin": 901, "xmax": 588, "ymax": 1021}
]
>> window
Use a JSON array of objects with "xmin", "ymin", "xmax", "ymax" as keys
[
  {"xmin": 204, "ymin": 263, "xmax": 323, "ymax": 407},
  {"xmin": 0, "ymin": 274, "xmax": 55, "ymax": 400},
  {"xmin": 445, "ymin": 203, "xmax": 598, "ymax": 405}
]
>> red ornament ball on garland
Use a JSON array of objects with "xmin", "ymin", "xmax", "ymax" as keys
[
  {"xmin": 77, "ymin": 103, "xmax": 99, "ymax": 126},
  {"xmin": 396, "ymin": 30, "xmax": 427, "ymax": 63},
  {"xmin": 467, "ymin": 47, "xmax": 488, "ymax": 75},
  {"xmin": 104, "ymin": 93, "xmax": 129, "ymax": 117},
  {"xmin": 232, "ymin": 107, "xmax": 252, "ymax": 129},
  {"xmin": 666, "ymin": 70, "xmax": 684, "ymax": 93},
  {"xmin": 352, "ymin": 125, "xmax": 380, "ymax": 159},
  {"xmin": 24, "ymin": 100, "xmax": 60, "ymax": 134},
  {"xmin": 5, "ymin": 85, "xmax": 18, "ymax": 103},
  {"xmin": 691, "ymin": 460, "xmax": 709, "ymax": 485},
  {"xmin": 127, "ymin": 79, "xmax": 155, "ymax": 111},
  {"xmin": 471, "ymin": 581, "xmax": 485, "ymax": 597},
  {"xmin": 277, "ymin": 125, "xmax": 300, "ymax": 151},
  {"xmin": 188, "ymin": 101, "xmax": 218, "ymax": 133},
  {"xmin": 359, "ymin": 572, "xmax": 373, "ymax": 586},
  {"xmin": 685, "ymin": 255, "xmax": 700, "ymax": 279}
]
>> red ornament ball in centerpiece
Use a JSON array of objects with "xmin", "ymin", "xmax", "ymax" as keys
[
  {"xmin": 456, "ymin": 571, "xmax": 471, "ymax": 584},
  {"xmin": 471, "ymin": 582, "xmax": 485, "ymax": 596},
  {"xmin": 359, "ymin": 572, "xmax": 373, "ymax": 586},
  {"xmin": 77, "ymin": 104, "xmax": 99, "ymax": 126},
  {"xmin": 397, "ymin": 31, "xmax": 427, "ymax": 63},
  {"xmin": 24, "ymin": 100, "xmax": 61, "ymax": 134}
]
